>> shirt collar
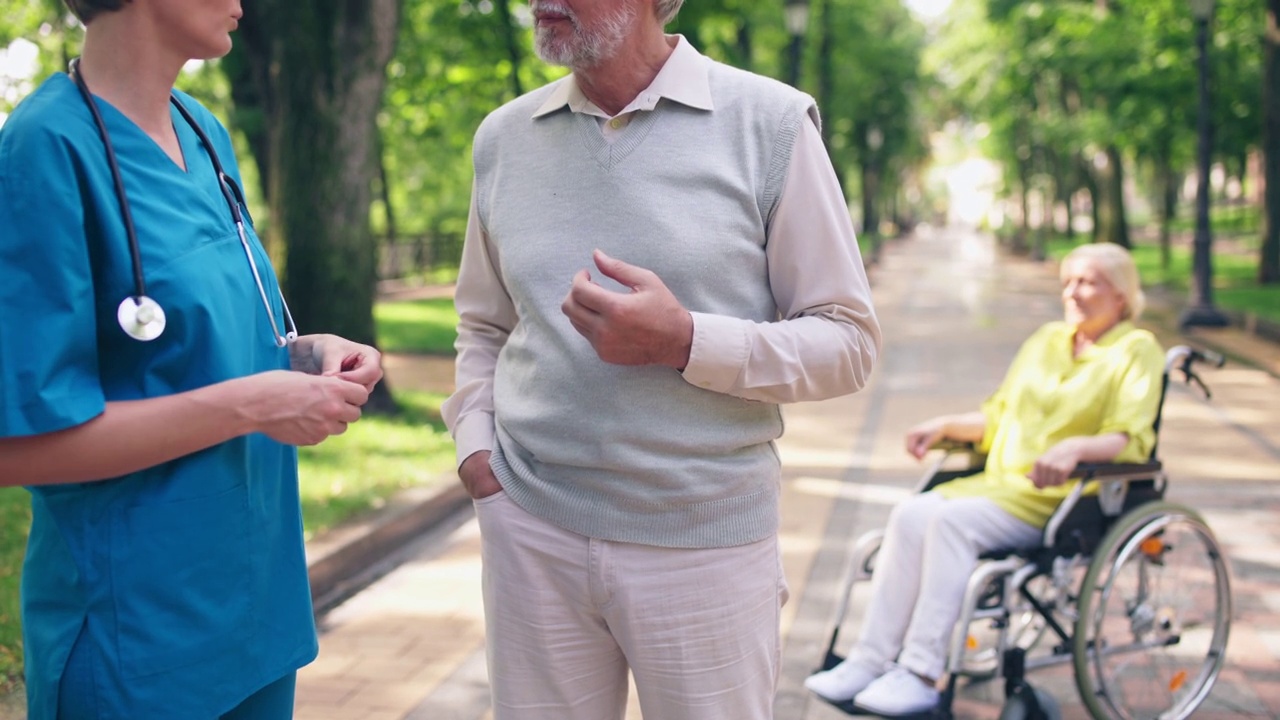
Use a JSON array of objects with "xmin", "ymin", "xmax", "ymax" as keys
[{"xmin": 531, "ymin": 34, "xmax": 714, "ymax": 119}]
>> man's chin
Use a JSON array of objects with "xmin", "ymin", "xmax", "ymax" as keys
[{"xmin": 534, "ymin": 39, "xmax": 573, "ymax": 67}]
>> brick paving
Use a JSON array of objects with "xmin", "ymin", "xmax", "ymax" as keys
[{"xmin": 295, "ymin": 227, "xmax": 1280, "ymax": 720}]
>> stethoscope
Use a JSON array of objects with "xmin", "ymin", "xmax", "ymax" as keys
[{"xmin": 69, "ymin": 58, "xmax": 297, "ymax": 347}]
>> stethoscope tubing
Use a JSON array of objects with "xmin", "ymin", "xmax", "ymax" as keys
[
  {"xmin": 68, "ymin": 58, "xmax": 147, "ymax": 304},
  {"xmin": 68, "ymin": 58, "xmax": 297, "ymax": 347},
  {"xmin": 167, "ymin": 97, "xmax": 298, "ymax": 347}
]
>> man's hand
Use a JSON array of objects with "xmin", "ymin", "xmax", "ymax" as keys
[
  {"xmin": 459, "ymin": 450, "xmax": 503, "ymax": 500},
  {"xmin": 560, "ymin": 250, "xmax": 693, "ymax": 368}
]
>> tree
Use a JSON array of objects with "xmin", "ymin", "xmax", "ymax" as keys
[
  {"xmin": 228, "ymin": 0, "xmax": 403, "ymax": 412},
  {"xmin": 1262, "ymin": 0, "xmax": 1280, "ymax": 284}
]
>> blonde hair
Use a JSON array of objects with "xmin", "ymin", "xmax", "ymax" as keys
[{"xmin": 1061, "ymin": 243, "xmax": 1146, "ymax": 320}]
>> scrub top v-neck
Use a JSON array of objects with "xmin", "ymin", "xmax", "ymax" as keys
[{"xmin": 0, "ymin": 75, "xmax": 317, "ymax": 719}]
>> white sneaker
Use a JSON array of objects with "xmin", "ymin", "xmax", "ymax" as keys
[
  {"xmin": 853, "ymin": 665, "xmax": 940, "ymax": 716},
  {"xmin": 803, "ymin": 659, "xmax": 881, "ymax": 703}
]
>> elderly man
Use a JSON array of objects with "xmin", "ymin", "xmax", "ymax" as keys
[{"xmin": 442, "ymin": 1, "xmax": 881, "ymax": 718}]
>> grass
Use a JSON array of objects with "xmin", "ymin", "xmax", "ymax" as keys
[
  {"xmin": 1166, "ymin": 203, "xmax": 1262, "ymax": 236},
  {"xmin": 373, "ymin": 297, "xmax": 459, "ymax": 355},
  {"xmin": 297, "ymin": 389, "xmax": 456, "ymax": 540},
  {"xmin": 0, "ymin": 294, "xmax": 463, "ymax": 696},
  {"xmin": 0, "ymin": 489, "xmax": 29, "ymax": 694},
  {"xmin": 1041, "ymin": 234, "xmax": 1280, "ymax": 324}
]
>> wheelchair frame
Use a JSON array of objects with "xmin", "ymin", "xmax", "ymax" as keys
[{"xmin": 814, "ymin": 345, "xmax": 1233, "ymax": 720}]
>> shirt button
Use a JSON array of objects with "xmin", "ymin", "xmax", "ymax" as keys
[{"xmin": 609, "ymin": 118, "xmax": 624, "ymax": 129}]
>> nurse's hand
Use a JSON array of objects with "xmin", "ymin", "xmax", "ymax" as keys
[
  {"xmin": 246, "ymin": 370, "xmax": 369, "ymax": 446},
  {"xmin": 290, "ymin": 333, "xmax": 384, "ymax": 394},
  {"xmin": 459, "ymin": 450, "xmax": 503, "ymax": 500}
]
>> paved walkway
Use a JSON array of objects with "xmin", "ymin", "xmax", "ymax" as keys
[{"xmin": 294, "ymin": 226, "xmax": 1280, "ymax": 720}]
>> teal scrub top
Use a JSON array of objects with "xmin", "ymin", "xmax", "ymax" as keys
[{"xmin": 0, "ymin": 76, "xmax": 318, "ymax": 719}]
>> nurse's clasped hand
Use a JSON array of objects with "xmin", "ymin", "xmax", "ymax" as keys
[
  {"xmin": 287, "ymin": 333, "xmax": 384, "ymax": 393},
  {"xmin": 238, "ymin": 369, "xmax": 370, "ymax": 447}
]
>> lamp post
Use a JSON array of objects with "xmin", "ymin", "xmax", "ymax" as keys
[
  {"xmin": 784, "ymin": 0, "xmax": 809, "ymax": 88},
  {"xmin": 1180, "ymin": 0, "xmax": 1229, "ymax": 328}
]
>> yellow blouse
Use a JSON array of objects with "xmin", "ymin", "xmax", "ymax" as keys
[{"xmin": 935, "ymin": 321, "xmax": 1165, "ymax": 528}]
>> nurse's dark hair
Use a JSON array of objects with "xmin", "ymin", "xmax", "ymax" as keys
[{"xmin": 63, "ymin": 0, "xmax": 130, "ymax": 24}]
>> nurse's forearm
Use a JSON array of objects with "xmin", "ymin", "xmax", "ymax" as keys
[{"xmin": 0, "ymin": 379, "xmax": 258, "ymax": 487}]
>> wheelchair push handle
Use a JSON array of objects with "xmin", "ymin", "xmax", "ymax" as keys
[{"xmin": 1167, "ymin": 345, "xmax": 1224, "ymax": 400}]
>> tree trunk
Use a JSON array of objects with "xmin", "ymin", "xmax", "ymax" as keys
[
  {"xmin": 1078, "ymin": 156, "xmax": 1102, "ymax": 243},
  {"xmin": 815, "ymin": 0, "xmax": 846, "ymax": 193},
  {"xmin": 234, "ymin": 0, "xmax": 403, "ymax": 413},
  {"xmin": 1157, "ymin": 157, "xmax": 1179, "ymax": 270},
  {"xmin": 376, "ymin": 131, "xmax": 398, "ymax": 277},
  {"xmin": 1102, "ymin": 145, "xmax": 1131, "ymax": 248},
  {"xmin": 1262, "ymin": 0, "xmax": 1280, "ymax": 284},
  {"xmin": 222, "ymin": 25, "xmax": 274, "ymax": 217},
  {"xmin": 735, "ymin": 18, "xmax": 754, "ymax": 71},
  {"xmin": 1013, "ymin": 155, "xmax": 1030, "ymax": 254},
  {"xmin": 861, "ymin": 162, "xmax": 881, "ymax": 245},
  {"xmin": 494, "ymin": 0, "xmax": 525, "ymax": 99}
]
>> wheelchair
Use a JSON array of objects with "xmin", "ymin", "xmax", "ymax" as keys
[{"xmin": 813, "ymin": 345, "xmax": 1233, "ymax": 720}]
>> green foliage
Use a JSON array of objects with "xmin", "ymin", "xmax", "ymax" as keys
[
  {"xmin": 377, "ymin": 0, "xmax": 561, "ymax": 248},
  {"xmin": 668, "ymin": 0, "xmax": 791, "ymax": 75},
  {"xmin": 930, "ymin": 0, "xmax": 1266, "ymax": 266},
  {"xmin": 0, "ymin": 1, "xmax": 79, "ymax": 117}
]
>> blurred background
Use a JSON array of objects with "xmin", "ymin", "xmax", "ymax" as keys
[{"xmin": 1, "ymin": 0, "xmax": 1277, "ymax": 706}]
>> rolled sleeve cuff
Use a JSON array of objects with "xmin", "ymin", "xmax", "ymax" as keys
[
  {"xmin": 680, "ymin": 312, "xmax": 749, "ymax": 393},
  {"xmin": 452, "ymin": 412, "xmax": 496, "ymax": 468}
]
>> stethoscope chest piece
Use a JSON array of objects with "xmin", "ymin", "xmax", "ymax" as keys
[{"xmin": 117, "ymin": 295, "xmax": 166, "ymax": 341}]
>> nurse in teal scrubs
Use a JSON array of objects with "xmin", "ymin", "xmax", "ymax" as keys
[{"xmin": 0, "ymin": 0, "xmax": 384, "ymax": 717}]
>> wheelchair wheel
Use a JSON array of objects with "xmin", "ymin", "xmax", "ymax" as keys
[{"xmin": 1072, "ymin": 502, "xmax": 1231, "ymax": 720}]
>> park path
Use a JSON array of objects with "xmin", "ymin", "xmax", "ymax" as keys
[{"xmin": 294, "ymin": 226, "xmax": 1280, "ymax": 720}]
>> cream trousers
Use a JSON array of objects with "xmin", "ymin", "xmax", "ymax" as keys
[
  {"xmin": 474, "ymin": 491, "xmax": 788, "ymax": 720},
  {"xmin": 848, "ymin": 492, "xmax": 1042, "ymax": 680}
]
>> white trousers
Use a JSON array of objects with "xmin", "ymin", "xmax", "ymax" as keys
[
  {"xmin": 848, "ymin": 492, "xmax": 1041, "ymax": 680},
  {"xmin": 473, "ymin": 491, "xmax": 788, "ymax": 720}
]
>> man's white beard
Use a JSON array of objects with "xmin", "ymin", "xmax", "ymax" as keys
[{"xmin": 533, "ymin": 1, "xmax": 637, "ymax": 69}]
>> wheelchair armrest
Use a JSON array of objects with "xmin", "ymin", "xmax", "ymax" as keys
[
  {"xmin": 1072, "ymin": 460, "xmax": 1163, "ymax": 480},
  {"xmin": 914, "ymin": 441, "xmax": 987, "ymax": 493},
  {"xmin": 1043, "ymin": 461, "xmax": 1166, "ymax": 552},
  {"xmin": 932, "ymin": 439, "xmax": 979, "ymax": 454}
]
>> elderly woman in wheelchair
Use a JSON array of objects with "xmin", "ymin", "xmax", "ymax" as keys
[{"xmin": 805, "ymin": 243, "xmax": 1231, "ymax": 719}]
